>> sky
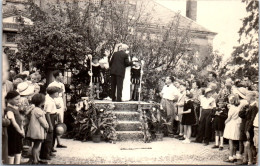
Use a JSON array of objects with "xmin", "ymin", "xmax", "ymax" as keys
[{"xmin": 155, "ymin": 0, "xmax": 247, "ymax": 60}]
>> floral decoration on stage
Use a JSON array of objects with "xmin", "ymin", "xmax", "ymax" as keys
[{"xmin": 67, "ymin": 98, "xmax": 118, "ymax": 143}]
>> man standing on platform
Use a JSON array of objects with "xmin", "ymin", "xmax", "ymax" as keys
[
  {"xmin": 160, "ymin": 76, "xmax": 180, "ymax": 135},
  {"xmin": 109, "ymin": 44, "xmax": 132, "ymax": 102}
]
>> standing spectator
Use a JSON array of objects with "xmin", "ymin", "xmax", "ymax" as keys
[
  {"xmin": 160, "ymin": 76, "xmax": 180, "ymax": 135},
  {"xmin": 190, "ymin": 80, "xmax": 202, "ymax": 137},
  {"xmin": 40, "ymin": 86, "xmax": 61, "ymax": 160},
  {"xmin": 38, "ymin": 77, "xmax": 47, "ymax": 94},
  {"xmin": 238, "ymin": 91, "xmax": 258, "ymax": 165},
  {"xmin": 175, "ymin": 84, "xmax": 186, "ymax": 139},
  {"xmin": 30, "ymin": 73, "xmax": 41, "ymax": 95},
  {"xmin": 48, "ymin": 70, "xmax": 67, "ymax": 149},
  {"xmin": 27, "ymin": 94, "xmax": 49, "ymax": 164},
  {"xmin": 2, "ymin": 52, "xmax": 13, "ymax": 164},
  {"xmin": 223, "ymin": 95, "xmax": 242, "ymax": 163},
  {"xmin": 180, "ymin": 91, "xmax": 196, "ymax": 143},
  {"xmin": 211, "ymin": 100, "xmax": 228, "ymax": 150},
  {"xmin": 5, "ymin": 91, "xmax": 25, "ymax": 164},
  {"xmin": 194, "ymin": 88, "xmax": 216, "ymax": 145}
]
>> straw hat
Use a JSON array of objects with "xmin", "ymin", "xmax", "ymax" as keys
[
  {"xmin": 232, "ymin": 87, "xmax": 248, "ymax": 99},
  {"xmin": 205, "ymin": 88, "xmax": 213, "ymax": 95},
  {"xmin": 17, "ymin": 82, "xmax": 35, "ymax": 96}
]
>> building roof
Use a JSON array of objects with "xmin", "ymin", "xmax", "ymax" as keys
[{"xmin": 146, "ymin": 0, "xmax": 217, "ymax": 36}]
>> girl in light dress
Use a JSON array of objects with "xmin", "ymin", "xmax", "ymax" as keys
[
  {"xmin": 27, "ymin": 94, "xmax": 49, "ymax": 164},
  {"xmin": 223, "ymin": 94, "xmax": 242, "ymax": 162}
]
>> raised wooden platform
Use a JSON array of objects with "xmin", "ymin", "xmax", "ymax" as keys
[{"xmin": 93, "ymin": 100, "xmax": 153, "ymax": 141}]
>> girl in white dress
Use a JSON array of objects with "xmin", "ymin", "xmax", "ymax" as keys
[
  {"xmin": 121, "ymin": 53, "xmax": 131, "ymax": 101},
  {"xmin": 223, "ymin": 94, "xmax": 242, "ymax": 162}
]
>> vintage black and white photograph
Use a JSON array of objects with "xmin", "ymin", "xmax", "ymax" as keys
[{"xmin": 1, "ymin": 0, "xmax": 259, "ymax": 165}]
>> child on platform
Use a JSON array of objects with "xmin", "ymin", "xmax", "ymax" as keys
[
  {"xmin": 181, "ymin": 91, "xmax": 196, "ymax": 143},
  {"xmin": 223, "ymin": 94, "xmax": 241, "ymax": 163},
  {"xmin": 5, "ymin": 91, "xmax": 25, "ymax": 164},
  {"xmin": 92, "ymin": 57, "xmax": 104, "ymax": 99},
  {"xmin": 27, "ymin": 94, "xmax": 49, "ymax": 164},
  {"xmin": 130, "ymin": 57, "xmax": 141, "ymax": 101},
  {"xmin": 211, "ymin": 99, "xmax": 228, "ymax": 150}
]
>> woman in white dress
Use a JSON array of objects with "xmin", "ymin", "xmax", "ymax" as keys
[{"xmin": 121, "ymin": 53, "xmax": 131, "ymax": 101}]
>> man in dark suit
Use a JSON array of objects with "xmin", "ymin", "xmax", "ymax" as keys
[{"xmin": 109, "ymin": 44, "xmax": 132, "ymax": 102}]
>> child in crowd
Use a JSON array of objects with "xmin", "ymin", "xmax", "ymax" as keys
[
  {"xmin": 30, "ymin": 73, "xmax": 41, "ymax": 94},
  {"xmin": 130, "ymin": 57, "xmax": 141, "ymax": 101},
  {"xmin": 238, "ymin": 91, "xmax": 258, "ymax": 165},
  {"xmin": 180, "ymin": 91, "xmax": 196, "ymax": 143},
  {"xmin": 27, "ymin": 94, "xmax": 49, "ymax": 164},
  {"xmin": 175, "ymin": 84, "xmax": 186, "ymax": 140},
  {"xmin": 92, "ymin": 57, "xmax": 104, "ymax": 99},
  {"xmin": 5, "ymin": 91, "xmax": 25, "ymax": 164},
  {"xmin": 194, "ymin": 88, "xmax": 216, "ymax": 145},
  {"xmin": 223, "ymin": 94, "xmax": 242, "ymax": 163},
  {"xmin": 40, "ymin": 86, "xmax": 61, "ymax": 160},
  {"xmin": 211, "ymin": 99, "xmax": 228, "ymax": 150}
]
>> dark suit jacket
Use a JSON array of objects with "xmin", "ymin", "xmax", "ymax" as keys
[{"xmin": 109, "ymin": 51, "xmax": 132, "ymax": 77}]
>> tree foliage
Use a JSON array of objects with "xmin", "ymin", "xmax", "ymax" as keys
[
  {"xmin": 228, "ymin": 0, "xmax": 259, "ymax": 81},
  {"xmin": 14, "ymin": 0, "xmax": 218, "ymax": 102}
]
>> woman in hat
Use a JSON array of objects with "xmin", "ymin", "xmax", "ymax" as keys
[
  {"xmin": 194, "ymin": 88, "xmax": 216, "ymax": 145},
  {"xmin": 5, "ymin": 91, "xmax": 24, "ymax": 164},
  {"xmin": 16, "ymin": 82, "xmax": 35, "ymax": 148}
]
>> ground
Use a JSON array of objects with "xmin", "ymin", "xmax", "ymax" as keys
[{"xmin": 41, "ymin": 137, "xmax": 234, "ymax": 165}]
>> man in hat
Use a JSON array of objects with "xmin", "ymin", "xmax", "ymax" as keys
[{"xmin": 109, "ymin": 44, "xmax": 133, "ymax": 102}]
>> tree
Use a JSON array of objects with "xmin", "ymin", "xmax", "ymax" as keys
[
  {"xmin": 228, "ymin": 0, "xmax": 258, "ymax": 82},
  {"xmin": 16, "ymin": 0, "xmax": 220, "ymax": 102}
]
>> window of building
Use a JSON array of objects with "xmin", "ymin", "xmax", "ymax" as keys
[{"xmin": 6, "ymin": 32, "xmax": 17, "ymax": 43}]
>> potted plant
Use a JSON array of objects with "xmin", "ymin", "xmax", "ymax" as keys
[
  {"xmin": 151, "ymin": 105, "xmax": 167, "ymax": 141},
  {"xmin": 90, "ymin": 104, "xmax": 118, "ymax": 143}
]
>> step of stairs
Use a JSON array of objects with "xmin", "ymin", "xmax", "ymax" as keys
[
  {"xmin": 93, "ymin": 100, "xmax": 153, "ymax": 141},
  {"xmin": 116, "ymin": 131, "xmax": 144, "ymax": 141},
  {"xmin": 114, "ymin": 111, "xmax": 140, "ymax": 121},
  {"xmin": 116, "ymin": 121, "xmax": 142, "ymax": 131}
]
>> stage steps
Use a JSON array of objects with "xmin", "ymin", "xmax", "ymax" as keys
[{"xmin": 94, "ymin": 100, "xmax": 153, "ymax": 141}]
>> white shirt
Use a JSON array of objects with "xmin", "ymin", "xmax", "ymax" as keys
[
  {"xmin": 200, "ymin": 96, "xmax": 216, "ymax": 109},
  {"xmin": 44, "ymin": 95, "xmax": 57, "ymax": 114},
  {"xmin": 161, "ymin": 84, "xmax": 180, "ymax": 101},
  {"xmin": 48, "ymin": 80, "xmax": 65, "ymax": 110},
  {"xmin": 254, "ymin": 112, "xmax": 258, "ymax": 127}
]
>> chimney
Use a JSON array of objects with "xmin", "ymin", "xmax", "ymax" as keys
[{"xmin": 186, "ymin": 0, "xmax": 197, "ymax": 21}]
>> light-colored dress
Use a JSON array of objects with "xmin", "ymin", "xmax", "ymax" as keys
[
  {"xmin": 223, "ymin": 105, "xmax": 242, "ymax": 140},
  {"xmin": 122, "ymin": 66, "xmax": 131, "ymax": 101},
  {"xmin": 27, "ymin": 107, "xmax": 48, "ymax": 140}
]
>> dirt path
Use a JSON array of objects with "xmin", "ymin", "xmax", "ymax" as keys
[{"xmin": 46, "ymin": 137, "xmax": 234, "ymax": 165}]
